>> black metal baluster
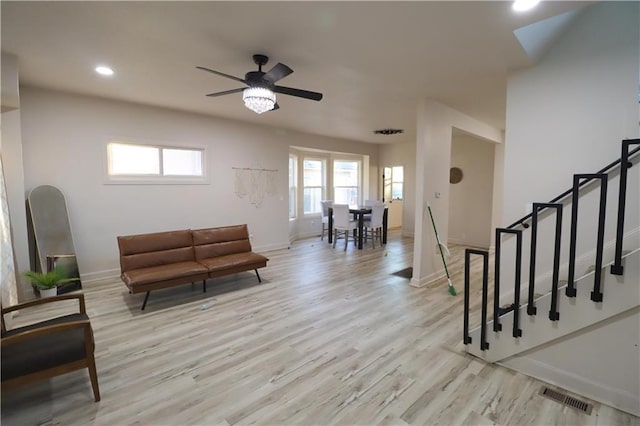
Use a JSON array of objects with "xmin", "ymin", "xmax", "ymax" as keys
[
  {"xmin": 611, "ymin": 139, "xmax": 640, "ymax": 275},
  {"xmin": 591, "ymin": 175, "xmax": 608, "ymax": 302},
  {"xmin": 512, "ymin": 229, "xmax": 523, "ymax": 337},
  {"xmin": 549, "ymin": 204, "xmax": 562, "ymax": 321},
  {"xmin": 495, "ymin": 228, "xmax": 523, "ymax": 338},
  {"xmin": 464, "ymin": 249, "xmax": 490, "ymax": 350},
  {"xmin": 566, "ymin": 175, "xmax": 580, "ymax": 298},
  {"xmin": 493, "ymin": 229, "xmax": 502, "ymax": 332},
  {"xmin": 480, "ymin": 250, "xmax": 490, "ymax": 350},
  {"xmin": 528, "ymin": 203, "xmax": 563, "ymax": 319},
  {"xmin": 463, "ymin": 250, "xmax": 472, "ymax": 345},
  {"xmin": 527, "ymin": 206, "xmax": 539, "ymax": 316},
  {"xmin": 567, "ymin": 174, "xmax": 609, "ymax": 299}
]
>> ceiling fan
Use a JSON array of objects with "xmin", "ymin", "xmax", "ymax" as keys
[{"xmin": 197, "ymin": 54, "xmax": 323, "ymax": 114}]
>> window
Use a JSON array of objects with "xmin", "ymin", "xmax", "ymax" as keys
[
  {"xmin": 384, "ymin": 166, "xmax": 404, "ymax": 201},
  {"xmin": 107, "ymin": 142, "xmax": 205, "ymax": 183},
  {"xmin": 303, "ymin": 158, "xmax": 324, "ymax": 214},
  {"xmin": 289, "ymin": 154, "xmax": 297, "ymax": 219},
  {"xmin": 334, "ymin": 160, "xmax": 360, "ymax": 207}
]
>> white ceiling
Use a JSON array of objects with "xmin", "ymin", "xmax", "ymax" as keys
[{"xmin": 1, "ymin": 1, "xmax": 592, "ymax": 144}]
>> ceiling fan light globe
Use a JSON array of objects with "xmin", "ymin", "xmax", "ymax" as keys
[{"xmin": 243, "ymin": 87, "xmax": 276, "ymax": 114}]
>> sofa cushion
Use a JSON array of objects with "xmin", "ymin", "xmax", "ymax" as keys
[
  {"xmin": 118, "ymin": 230, "xmax": 195, "ymax": 272},
  {"xmin": 199, "ymin": 252, "xmax": 268, "ymax": 273},
  {"xmin": 121, "ymin": 261, "xmax": 208, "ymax": 287},
  {"xmin": 192, "ymin": 225, "xmax": 249, "ymax": 245},
  {"xmin": 192, "ymin": 225, "xmax": 254, "ymax": 260}
]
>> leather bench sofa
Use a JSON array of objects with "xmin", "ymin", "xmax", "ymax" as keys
[{"xmin": 117, "ymin": 224, "xmax": 268, "ymax": 310}]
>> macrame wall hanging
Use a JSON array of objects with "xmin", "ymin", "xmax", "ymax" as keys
[{"xmin": 233, "ymin": 165, "xmax": 278, "ymax": 208}]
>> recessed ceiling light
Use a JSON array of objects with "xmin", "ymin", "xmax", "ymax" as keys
[
  {"xmin": 95, "ymin": 65, "xmax": 114, "ymax": 76},
  {"xmin": 513, "ymin": 0, "xmax": 540, "ymax": 12}
]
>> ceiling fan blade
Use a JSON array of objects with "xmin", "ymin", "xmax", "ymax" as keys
[
  {"xmin": 196, "ymin": 66, "xmax": 246, "ymax": 84},
  {"xmin": 263, "ymin": 63, "xmax": 293, "ymax": 84},
  {"xmin": 273, "ymin": 85, "xmax": 323, "ymax": 101},
  {"xmin": 205, "ymin": 88, "xmax": 245, "ymax": 97}
]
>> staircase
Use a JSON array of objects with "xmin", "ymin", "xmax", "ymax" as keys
[{"xmin": 463, "ymin": 139, "xmax": 640, "ymax": 416}]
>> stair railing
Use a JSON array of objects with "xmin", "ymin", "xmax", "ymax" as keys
[
  {"xmin": 464, "ymin": 248, "xmax": 489, "ymax": 349},
  {"xmin": 566, "ymin": 174, "xmax": 608, "ymax": 301},
  {"xmin": 493, "ymin": 228, "xmax": 522, "ymax": 337},
  {"xmin": 464, "ymin": 139, "xmax": 639, "ymax": 351},
  {"xmin": 611, "ymin": 139, "xmax": 640, "ymax": 275}
]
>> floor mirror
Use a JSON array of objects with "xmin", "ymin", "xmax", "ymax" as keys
[{"xmin": 27, "ymin": 185, "xmax": 82, "ymax": 294}]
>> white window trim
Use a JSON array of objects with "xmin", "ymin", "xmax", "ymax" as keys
[
  {"xmin": 390, "ymin": 165, "xmax": 404, "ymax": 200},
  {"xmin": 302, "ymin": 156, "xmax": 326, "ymax": 216},
  {"xmin": 289, "ymin": 153, "xmax": 298, "ymax": 219},
  {"xmin": 333, "ymin": 157, "xmax": 362, "ymax": 207},
  {"xmin": 103, "ymin": 137, "xmax": 210, "ymax": 185}
]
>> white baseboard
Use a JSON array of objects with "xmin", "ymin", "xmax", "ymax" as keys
[
  {"xmin": 254, "ymin": 240, "xmax": 291, "ymax": 253},
  {"xmin": 410, "ymin": 268, "xmax": 446, "ymax": 288},
  {"xmin": 81, "ymin": 268, "xmax": 120, "ymax": 283},
  {"xmin": 448, "ymin": 237, "xmax": 491, "ymax": 250},
  {"xmin": 500, "ymin": 356, "xmax": 640, "ymax": 417}
]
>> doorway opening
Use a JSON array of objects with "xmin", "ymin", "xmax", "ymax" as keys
[
  {"xmin": 447, "ymin": 129, "xmax": 495, "ymax": 250},
  {"xmin": 383, "ymin": 165, "xmax": 404, "ymax": 229}
]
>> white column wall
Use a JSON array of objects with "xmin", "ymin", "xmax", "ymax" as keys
[{"xmin": 412, "ymin": 100, "xmax": 502, "ymax": 287}]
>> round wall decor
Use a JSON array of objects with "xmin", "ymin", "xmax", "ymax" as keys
[{"xmin": 450, "ymin": 167, "xmax": 463, "ymax": 184}]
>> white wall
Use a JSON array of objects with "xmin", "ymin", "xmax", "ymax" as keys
[
  {"xmin": 500, "ymin": 1, "xmax": 640, "ymax": 303},
  {"xmin": 412, "ymin": 100, "xmax": 502, "ymax": 287},
  {"xmin": 17, "ymin": 88, "xmax": 379, "ymax": 281},
  {"xmin": 505, "ymin": 308, "xmax": 640, "ymax": 417},
  {"xmin": 504, "ymin": 2, "xmax": 639, "ymax": 225},
  {"xmin": 448, "ymin": 134, "xmax": 495, "ymax": 249},
  {"xmin": 379, "ymin": 141, "xmax": 416, "ymax": 236}
]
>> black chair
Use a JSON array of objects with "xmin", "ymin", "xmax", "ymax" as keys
[{"xmin": 1, "ymin": 293, "xmax": 100, "ymax": 402}]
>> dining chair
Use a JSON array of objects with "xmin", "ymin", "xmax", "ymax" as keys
[
  {"xmin": 362, "ymin": 199, "xmax": 375, "ymax": 221},
  {"xmin": 332, "ymin": 204, "xmax": 358, "ymax": 250},
  {"xmin": 1, "ymin": 293, "xmax": 100, "ymax": 402},
  {"xmin": 364, "ymin": 203, "xmax": 385, "ymax": 248},
  {"xmin": 320, "ymin": 200, "xmax": 333, "ymax": 241}
]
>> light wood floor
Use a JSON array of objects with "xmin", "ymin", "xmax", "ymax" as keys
[{"xmin": 2, "ymin": 231, "xmax": 638, "ymax": 425}]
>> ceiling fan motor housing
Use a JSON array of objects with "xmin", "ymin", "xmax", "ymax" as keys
[{"xmin": 245, "ymin": 71, "xmax": 268, "ymax": 88}]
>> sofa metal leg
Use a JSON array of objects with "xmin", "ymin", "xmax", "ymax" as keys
[
  {"xmin": 141, "ymin": 292, "xmax": 150, "ymax": 310},
  {"xmin": 203, "ymin": 280, "xmax": 207, "ymax": 293},
  {"xmin": 255, "ymin": 269, "xmax": 262, "ymax": 283}
]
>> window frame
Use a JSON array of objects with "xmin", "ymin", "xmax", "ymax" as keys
[
  {"xmin": 383, "ymin": 165, "xmax": 404, "ymax": 201},
  {"xmin": 104, "ymin": 139, "xmax": 209, "ymax": 185},
  {"xmin": 289, "ymin": 153, "xmax": 298, "ymax": 219},
  {"xmin": 302, "ymin": 156, "xmax": 326, "ymax": 215},
  {"xmin": 332, "ymin": 158, "xmax": 362, "ymax": 208}
]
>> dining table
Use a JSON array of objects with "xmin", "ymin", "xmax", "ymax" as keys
[{"xmin": 326, "ymin": 206, "xmax": 388, "ymax": 249}]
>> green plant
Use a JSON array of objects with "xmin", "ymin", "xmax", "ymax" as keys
[{"xmin": 23, "ymin": 267, "xmax": 78, "ymax": 290}]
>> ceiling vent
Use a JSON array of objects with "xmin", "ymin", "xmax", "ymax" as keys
[{"xmin": 373, "ymin": 128, "xmax": 404, "ymax": 135}]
